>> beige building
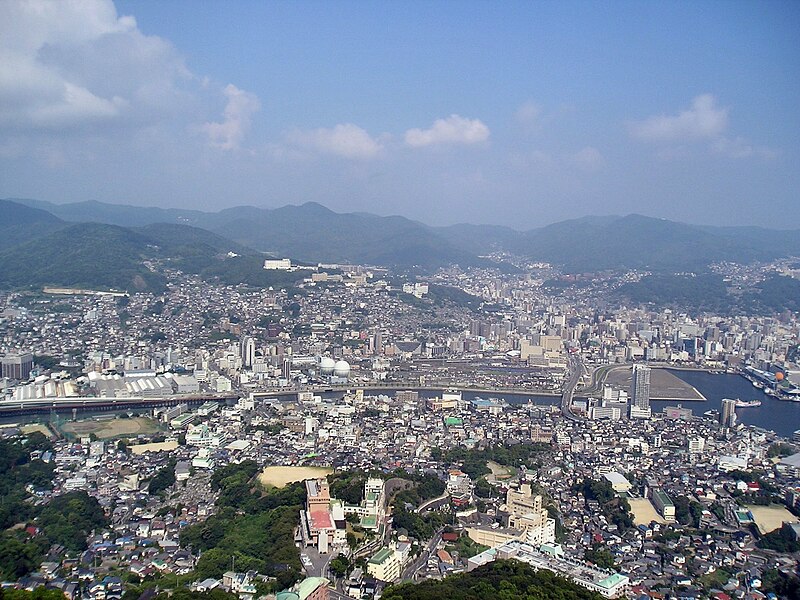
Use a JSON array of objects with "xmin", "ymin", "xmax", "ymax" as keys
[
  {"xmin": 507, "ymin": 484, "xmax": 556, "ymax": 545},
  {"xmin": 651, "ymin": 490, "xmax": 676, "ymax": 522},
  {"xmin": 467, "ymin": 525, "xmax": 521, "ymax": 548},
  {"xmin": 366, "ymin": 547, "xmax": 401, "ymax": 582},
  {"xmin": 468, "ymin": 483, "xmax": 556, "ymax": 548}
]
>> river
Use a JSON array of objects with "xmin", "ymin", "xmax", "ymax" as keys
[{"xmin": 3, "ymin": 372, "xmax": 797, "ymax": 438}]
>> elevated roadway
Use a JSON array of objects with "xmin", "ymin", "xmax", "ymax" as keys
[
  {"xmin": 416, "ymin": 493, "xmax": 450, "ymax": 513},
  {"xmin": 561, "ymin": 352, "xmax": 584, "ymax": 422},
  {"xmin": 0, "ymin": 393, "xmax": 238, "ymax": 416},
  {"xmin": 0, "ymin": 385, "xmax": 564, "ymax": 417},
  {"xmin": 1, "ymin": 380, "xmax": 581, "ymax": 418}
]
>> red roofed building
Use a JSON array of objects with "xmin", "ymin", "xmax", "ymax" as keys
[
  {"xmin": 310, "ymin": 511, "xmax": 333, "ymax": 530},
  {"xmin": 302, "ymin": 479, "xmax": 337, "ymax": 554},
  {"xmin": 437, "ymin": 549, "xmax": 454, "ymax": 565}
]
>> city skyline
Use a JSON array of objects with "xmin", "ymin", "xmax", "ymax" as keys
[{"xmin": 1, "ymin": 0, "xmax": 799, "ymax": 229}]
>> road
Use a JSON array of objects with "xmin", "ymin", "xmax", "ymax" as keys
[
  {"xmin": 581, "ymin": 363, "xmax": 629, "ymax": 396},
  {"xmin": 561, "ymin": 352, "xmax": 584, "ymax": 422},
  {"xmin": 400, "ymin": 529, "xmax": 443, "ymax": 582},
  {"xmin": 416, "ymin": 493, "xmax": 449, "ymax": 514}
]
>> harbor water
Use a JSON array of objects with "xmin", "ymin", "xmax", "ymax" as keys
[{"xmin": 661, "ymin": 370, "xmax": 800, "ymax": 438}]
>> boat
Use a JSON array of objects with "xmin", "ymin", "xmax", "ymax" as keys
[
  {"xmin": 734, "ymin": 399, "xmax": 761, "ymax": 408},
  {"xmin": 752, "ymin": 381, "xmax": 764, "ymax": 389}
]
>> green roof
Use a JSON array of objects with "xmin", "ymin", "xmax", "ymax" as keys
[
  {"xmin": 361, "ymin": 515, "xmax": 377, "ymax": 528},
  {"xmin": 368, "ymin": 547, "xmax": 394, "ymax": 564},
  {"xmin": 444, "ymin": 417, "xmax": 462, "ymax": 426},
  {"xmin": 735, "ymin": 510, "xmax": 754, "ymax": 523},
  {"xmin": 653, "ymin": 489, "xmax": 674, "ymax": 507},
  {"xmin": 295, "ymin": 577, "xmax": 329, "ymax": 600},
  {"xmin": 597, "ymin": 573, "xmax": 627, "ymax": 590},
  {"xmin": 539, "ymin": 543, "xmax": 564, "ymax": 557}
]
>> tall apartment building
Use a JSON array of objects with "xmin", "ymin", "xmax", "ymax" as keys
[
  {"xmin": 395, "ymin": 390, "xmax": 419, "ymax": 404},
  {"xmin": 367, "ymin": 547, "xmax": 400, "ymax": 582},
  {"xmin": 240, "ymin": 336, "xmax": 256, "ymax": 368},
  {"xmin": 1, "ymin": 352, "xmax": 34, "ymax": 380},
  {"xmin": 720, "ymin": 398, "xmax": 737, "ymax": 428},
  {"xmin": 631, "ymin": 364, "xmax": 651, "ymax": 410}
]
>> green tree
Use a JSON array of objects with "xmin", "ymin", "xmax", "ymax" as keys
[
  {"xmin": 148, "ymin": 459, "xmax": 177, "ymax": 495},
  {"xmin": 584, "ymin": 545, "xmax": 615, "ymax": 569},
  {"xmin": 329, "ymin": 553, "xmax": 351, "ymax": 578},
  {"xmin": 381, "ymin": 559, "xmax": 604, "ymax": 600}
]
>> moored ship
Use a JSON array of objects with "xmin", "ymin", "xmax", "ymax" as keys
[{"xmin": 733, "ymin": 398, "xmax": 761, "ymax": 408}]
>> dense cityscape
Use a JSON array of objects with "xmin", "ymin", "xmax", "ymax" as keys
[
  {"xmin": 1, "ymin": 255, "xmax": 800, "ymax": 600},
  {"xmin": 2, "ymin": 0, "xmax": 799, "ymax": 599}
]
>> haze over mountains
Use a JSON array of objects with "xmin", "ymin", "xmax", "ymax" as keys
[{"xmin": 2, "ymin": 197, "xmax": 800, "ymax": 293}]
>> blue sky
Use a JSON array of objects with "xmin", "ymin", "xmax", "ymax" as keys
[{"xmin": 1, "ymin": 0, "xmax": 798, "ymax": 229}]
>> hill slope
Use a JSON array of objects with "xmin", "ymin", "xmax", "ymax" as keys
[
  {"xmin": 9, "ymin": 199, "xmax": 491, "ymax": 270},
  {"xmin": 12, "ymin": 198, "xmax": 208, "ymax": 228},
  {"xmin": 0, "ymin": 216, "xmax": 265, "ymax": 293},
  {"xmin": 0, "ymin": 223, "xmax": 166, "ymax": 292},
  {"xmin": 382, "ymin": 559, "xmax": 604, "ymax": 600},
  {"xmin": 0, "ymin": 199, "xmax": 67, "ymax": 251},
  {"xmin": 208, "ymin": 202, "xmax": 490, "ymax": 270},
  {"xmin": 7, "ymin": 198, "xmax": 800, "ymax": 273},
  {"xmin": 517, "ymin": 214, "xmax": 785, "ymax": 272}
]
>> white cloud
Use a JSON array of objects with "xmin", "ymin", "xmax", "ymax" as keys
[
  {"xmin": 629, "ymin": 94, "xmax": 776, "ymax": 160},
  {"xmin": 202, "ymin": 84, "xmax": 260, "ymax": 150},
  {"xmin": 286, "ymin": 123, "xmax": 383, "ymax": 159},
  {"xmin": 405, "ymin": 114, "xmax": 490, "ymax": 147},
  {"xmin": 629, "ymin": 94, "xmax": 728, "ymax": 141},
  {"xmin": 515, "ymin": 101, "xmax": 542, "ymax": 131},
  {"xmin": 570, "ymin": 146, "xmax": 605, "ymax": 171},
  {"xmin": 711, "ymin": 136, "xmax": 777, "ymax": 160},
  {"xmin": 0, "ymin": 0, "xmax": 198, "ymax": 132}
]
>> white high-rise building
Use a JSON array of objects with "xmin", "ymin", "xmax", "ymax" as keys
[{"xmin": 240, "ymin": 336, "xmax": 256, "ymax": 368}]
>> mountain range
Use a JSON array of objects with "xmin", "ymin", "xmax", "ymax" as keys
[{"xmin": 2, "ymin": 197, "xmax": 799, "ymax": 292}]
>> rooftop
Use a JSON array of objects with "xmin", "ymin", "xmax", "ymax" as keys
[
  {"xmin": 309, "ymin": 511, "xmax": 332, "ymax": 530},
  {"xmin": 780, "ymin": 452, "xmax": 800, "ymax": 468},
  {"xmin": 368, "ymin": 547, "xmax": 394, "ymax": 565},
  {"xmin": 295, "ymin": 577, "xmax": 329, "ymax": 600},
  {"xmin": 653, "ymin": 490, "xmax": 674, "ymax": 507}
]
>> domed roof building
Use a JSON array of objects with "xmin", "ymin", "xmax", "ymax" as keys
[
  {"xmin": 333, "ymin": 360, "xmax": 350, "ymax": 379},
  {"xmin": 319, "ymin": 357, "xmax": 336, "ymax": 375}
]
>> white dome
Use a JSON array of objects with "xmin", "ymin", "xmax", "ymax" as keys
[
  {"xmin": 320, "ymin": 357, "xmax": 336, "ymax": 375},
  {"xmin": 333, "ymin": 360, "xmax": 350, "ymax": 378}
]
